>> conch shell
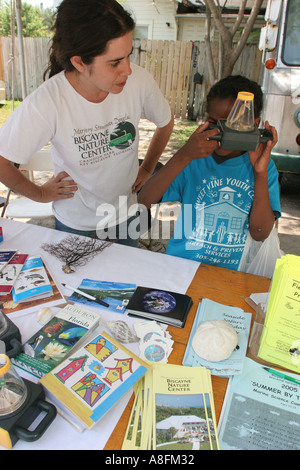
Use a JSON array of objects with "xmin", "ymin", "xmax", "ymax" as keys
[{"xmin": 106, "ymin": 320, "xmax": 139, "ymax": 343}]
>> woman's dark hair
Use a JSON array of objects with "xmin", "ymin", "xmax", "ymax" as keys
[
  {"xmin": 44, "ymin": 0, "xmax": 135, "ymax": 79},
  {"xmin": 206, "ymin": 75, "xmax": 263, "ymax": 118}
]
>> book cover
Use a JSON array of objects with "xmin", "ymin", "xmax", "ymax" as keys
[
  {"xmin": 12, "ymin": 303, "xmax": 101, "ymax": 379},
  {"xmin": 0, "ymin": 253, "xmax": 28, "ymax": 295},
  {"xmin": 0, "ymin": 250, "xmax": 17, "ymax": 273},
  {"xmin": 0, "ymin": 259, "xmax": 65, "ymax": 319},
  {"xmin": 68, "ymin": 278, "xmax": 136, "ymax": 313},
  {"xmin": 126, "ymin": 286, "xmax": 193, "ymax": 328},
  {"xmin": 12, "ymin": 256, "xmax": 53, "ymax": 303},
  {"xmin": 40, "ymin": 331, "xmax": 149, "ymax": 431}
]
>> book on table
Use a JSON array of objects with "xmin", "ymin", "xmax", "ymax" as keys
[
  {"xmin": 12, "ymin": 303, "xmax": 101, "ymax": 379},
  {"xmin": 0, "ymin": 257, "xmax": 65, "ymax": 319},
  {"xmin": 68, "ymin": 278, "xmax": 136, "ymax": 313},
  {"xmin": 0, "ymin": 253, "xmax": 28, "ymax": 295},
  {"xmin": 39, "ymin": 331, "xmax": 149, "ymax": 431},
  {"xmin": 126, "ymin": 286, "xmax": 193, "ymax": 328},
  {"xmin": 11, "ymin": 256, "xmax": 54, "ymax": 303},
  {"xmin": 0, "ymin": 250, "xmax": 17, "ymax": 273}
]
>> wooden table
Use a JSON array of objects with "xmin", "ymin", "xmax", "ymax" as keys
[{"xmin": 104, "ymin": 263, "xmax": 271, "ymax": 450}]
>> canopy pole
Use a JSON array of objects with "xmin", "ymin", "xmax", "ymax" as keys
[{"xmin": 15, "ymin": 0, "xmax": 27, "ymax": 99}]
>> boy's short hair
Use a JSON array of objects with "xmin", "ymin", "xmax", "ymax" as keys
[{"xmin": 206, "ymin": 75, "xmax": 263, "ymax": 119}]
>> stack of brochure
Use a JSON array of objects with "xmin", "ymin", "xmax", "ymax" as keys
[
  {"xmin": 183, "ymin": 299, "xmax": 252, "ymax": 376},
  {"xmin": 122, "ymin": 363, "xmax": 219, "ymax": 450},
  {"xmin": 218, "ymin": 357, "xmax": 300, "ymax": 450},
  {"xmin": 258, "ymin": 254, "xmax": 300, "ymax": 373}
]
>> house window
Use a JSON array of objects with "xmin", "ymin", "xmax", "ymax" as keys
[
  {"xmin": 204, "ymin": 213, "xmax": 215, "ymax": 227},
  {"xmin": 134, "ymin": 25, "xmax": 149, "ymax": 39},
  {"xmin": 230, "ymin": 217, "xmax": 242, "ymax": 230}
]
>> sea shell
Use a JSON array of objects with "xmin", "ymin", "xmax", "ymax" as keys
[
  {"xmin": 106, "ymin": 321, "xmax": 139, "ymax": 343},
  {"xmin": 37, "ymin": 307, "xmax": 53, "ymax": 325},
  {"xmin": 192, "ymin": 320, "xmax": 238, "ymax": 362},
  {"xmin": 62, "ymin": 264, "xmax": 74, "ymax": 273}
]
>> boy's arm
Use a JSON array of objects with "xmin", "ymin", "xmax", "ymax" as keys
[
  {"xmin": 0, "ymin": 155, "xmax": 77, "ymax": 202},
  {"xmin": 137, "ymin": 122, "xmax": 219, "ymax": 208},
  {"xmin": 248, "ymin": 123, "xmax": 279, "ymax": 241},
  {"xmin": 132, "ymin": 116, "xmax": 174, "ymax": 193}
]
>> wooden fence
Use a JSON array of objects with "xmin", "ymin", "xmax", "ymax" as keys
[{"xmin": 0, "ymin": 37, "xmax": 262, "ymax": 120}]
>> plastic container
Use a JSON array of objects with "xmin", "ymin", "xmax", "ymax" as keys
[
  {"xmin": 0, "ymin": 354, "xmax": 27, "ymax": 416},
  {"xmin": 226, "ymin": 91, "xmax": 255, "ymax": 131}
]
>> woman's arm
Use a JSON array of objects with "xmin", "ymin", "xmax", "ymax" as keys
[
  {"xmin": 0, "ymin": 155, "xmax": 77, "ymax": 202},
  {"xmin": 132, "ymin": 116, "xmax": 174, "ymax": 193}
]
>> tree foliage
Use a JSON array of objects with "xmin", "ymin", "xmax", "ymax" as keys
[{"xmin": 0, "ymin": 1, "xmax": 54, "ymax": 37}]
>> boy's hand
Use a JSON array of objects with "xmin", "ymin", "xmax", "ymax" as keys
[
  {"xmin": 179, "ymin": 122, "xmax": 220, "ymax": 162},
  {"xmin": 248, "ymin": 121, "xmax": 278, "ymax": 175}
]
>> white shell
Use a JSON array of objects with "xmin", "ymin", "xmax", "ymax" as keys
[
  {"xmin": 106, "ymin": 321, "xmax": 139, "ymax": 343},
  {"xmin": 192, "ymin": 320, "xmax": 238, "ymax": 362},
  {"xmin": 37, "ymin": 307, "xmax": 53, "ymax": 325}
]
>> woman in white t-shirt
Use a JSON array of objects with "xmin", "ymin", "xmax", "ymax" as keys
[{"xmin": 0, "ymin": 0, "xmax": 173, "ymax": 246}]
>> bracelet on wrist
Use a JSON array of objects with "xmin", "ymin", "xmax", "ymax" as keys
[{"xmin": 141, "ymin": 165, "xmax": 152, "ymax": 174}]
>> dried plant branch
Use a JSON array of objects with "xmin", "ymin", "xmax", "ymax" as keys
[{"xmin": 42, "ymin": 235, "xmax": 112, "ymax": 273}]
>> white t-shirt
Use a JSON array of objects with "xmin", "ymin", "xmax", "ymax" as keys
[{"xmin": 0, "ymin": 64, "xmax": 171, "ymax": 230}]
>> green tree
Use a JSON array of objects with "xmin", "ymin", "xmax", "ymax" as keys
[{"xmin": 0, "ymin": 1, "xmax": 53, "ymax": 37}]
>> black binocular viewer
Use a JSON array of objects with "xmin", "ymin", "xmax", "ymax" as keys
[{"xmin": 208, "ymin": 119, "xmax": 273, "ymax": 151}]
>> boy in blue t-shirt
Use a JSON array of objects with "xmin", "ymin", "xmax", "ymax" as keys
[{"xmin": 138, "ymin": 75, "xmax": 281, "ymax": 270}]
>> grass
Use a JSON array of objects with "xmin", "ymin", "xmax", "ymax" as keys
[
  {"xmin": 169, "ymin": 120, "xmax": 198, "ymax": 150},
  {"xmin": 0, "ymin": 100, "xmax": 21, "ymax": 126}
]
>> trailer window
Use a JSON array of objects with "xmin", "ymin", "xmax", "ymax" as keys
[{"xmin": 282, "ymin": 0, "xmax": 300, "ymax": 65}]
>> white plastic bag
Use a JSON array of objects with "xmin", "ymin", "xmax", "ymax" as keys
[{"xmin": 238, "ymin": 227, "xmax": 284, "ymax": 278}]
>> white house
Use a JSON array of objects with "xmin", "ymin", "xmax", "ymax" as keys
[
  {"xmin": 122, "ymin": 0, "xmax": 267, "ymax": 41},
  {"xmin": 156, "ymin": 414, "xmax": 210, "ymax": 439}
]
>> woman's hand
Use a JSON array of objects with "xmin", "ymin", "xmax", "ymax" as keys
[
  {"xmin": 39, "ymin": 171, "xmax": 78, "ymax": 202},
  {"xmin": 132, "ymin": 166, "xmax": 151, "ymax": 194}
]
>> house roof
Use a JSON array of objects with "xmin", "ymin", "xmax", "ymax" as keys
[
  {"xmin": 175, "ymin": 0, "xmax": 266, "ymax": 15},
  {"xmin": 157, "ymin": 415, "xmax": 208, "ymax": 430}
]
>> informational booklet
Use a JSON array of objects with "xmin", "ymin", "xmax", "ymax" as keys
[
  {"xmin": 68, "ymin": 279, "xmax": 136, "ymax": 313},
  {"xmin": 40, "ymin": 331, "xmax": 149, "ymax": 431},
  {"xmin": 126, "ymin": 286, "xmax": 193, "ymax": 328},
  {"xmin": 0, "ymin": 259, "xmax": 65, "ymax": 319},
  {"xmin": 12, "ymin": 303, "xmax": 101, "ymax": 378},
  {"xmin": 218, "ymin": 357, "xmax": 300, "ymax": 450},
  {"xmin": 258, "ymin": 254, "xmax": 300, "ymax": 373},
  {"xmin": 0, "ymin": 250, "xmax": 17, "ymax": 272},
  {"xmin": 122, "ymin": 363, "xmax": 219, "ymax": 450},
  {"xmin": 12, "ymin": 256, "xmax": 53, "ymax": 303},
  {"xmin": 0, "ymin": 253, "xmax": 28, "ymax": 295},
  {"xmin": 183, "ymin": 299, "xmax": 252, "ymax": 376}
]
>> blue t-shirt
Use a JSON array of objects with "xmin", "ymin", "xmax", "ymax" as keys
[{"xmin": 162, "ymin": 153, "xmax": 281, "ymax": 270}]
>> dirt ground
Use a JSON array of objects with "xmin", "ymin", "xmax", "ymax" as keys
[{"xmin": 0, "ymin": 119, "xmax": 299, "ymax": 257}]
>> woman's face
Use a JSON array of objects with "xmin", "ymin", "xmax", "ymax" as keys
[{"xmin": 69, "ymin": 31, "xmax": 133, "ymax": 102}]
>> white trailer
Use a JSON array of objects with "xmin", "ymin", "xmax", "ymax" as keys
[{"xmin": 259, "ymin": 0, "xmax": 300, "ymax": 174}]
